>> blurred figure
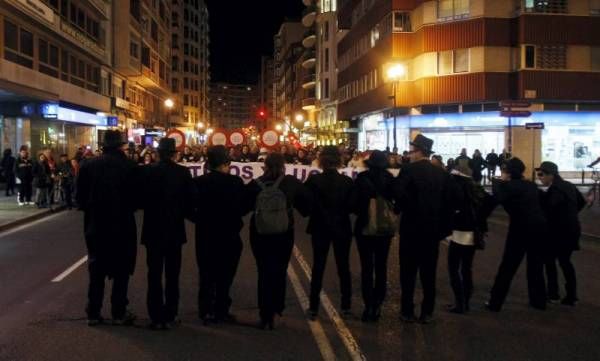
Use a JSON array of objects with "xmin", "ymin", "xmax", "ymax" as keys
[
  {"xmin": 305, "ymin": 146, "xmax": 354, "ymax": 319},
  {"xmin": 182, "ymin": 146, "xmax": 196, "ymax": 163},
  {"xmin": 280, "ymin": 145, "xmax": 294, "ymax": 164},
  {"xmin": 249, "ymin": 145, "xmax": 259, "ymax": 162},
  {"xmin": 348, "ymin": 152, "xmax": 366, "ymax": 169},
  {"xmin": 471, "ymin": 150, "xmax": 486, "ymax": 184},
  {"xmin": 487, "ymin": 158, "xmax": 547, "ymax": 312},
  {"xmin": 246, "ymin": 153, "xmax": 311, "ymax": 329},
  {"xmin": 240, "ymin": 145, "xmax": 252, "ymax": 163},
  {"xmin": 537, "ymin": 162, "xmax": 585, "ymax": 306},
  {"xmin": 295, "ymin": 149, "xmax": 311, "ymax": 165},
  {"xmin": 15, "ymin": 146, "xmax": 33, "ymax": 205},
  {"xmin": 431, "ymin": 155, "xmax": 445, "ymax": 169},
  {"xmin": 499, "ymin": 149, "xmax": 511, "ymax": 167},
  {"xmin": 1, "ymin": 148, "xmax": 16, "ymax": 196},
  {"xmin": 143, "ymin": 152, "xmax": 153, "ymax": 165},
  {"xmin": 388, "ymin": 154, "xmax": 401, "ymax": 169},
  {"xmin": 486, "ymin": 149, "xmax": 499, "ymax": 181},
  {"xmin": 446, "ymin": 158, "xmax": 456, "ymax": 172},
  {"xmin": 57, "ymin": 153, "xmax": 75, "ymax": 209},
  {"xmin": 354, "ymin": 150, "xmax": 397, "ymax": 322},
  {"xmin": 33, "ymin": 153, "xmax": 51, "ymax": 209}
]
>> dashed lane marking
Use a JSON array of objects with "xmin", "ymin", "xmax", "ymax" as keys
[
  {"xmin": 287, "ymin": 263, "xmax": 337, "ymax": 361},
  {"xmin": 51, "ymin": 255, "xmax": 88, "ymax": 282},
  {"xmin": 292, "ymin": 246, "xmax": 368, "ymax": 361}
]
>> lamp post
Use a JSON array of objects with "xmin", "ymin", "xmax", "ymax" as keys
[
  {"xmin": 164, "ymin": 98, "xmax": 174, "ymax": 130},
  {"xmin": 386, "ymin": 63, "xmax": 406, "ymax": 152}
]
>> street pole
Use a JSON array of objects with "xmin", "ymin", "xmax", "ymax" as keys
[
  {"xmin": 508, "ymin": 116, "xmax": 512, "ymax": 154},
  {"xmin": 393, "ymin": 81, "xmax": 398, "ymax": 152}
]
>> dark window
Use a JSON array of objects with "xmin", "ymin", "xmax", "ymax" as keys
[
  {"xmin": 77, "ymin": 8, "xmax": 86, "ymax": 29},
  {"xmin": 525, "ymin": 45, "xmax": 536, "ymax": 68},
  {"xmin": 4, "ymin": 21, "xmax": 18, "ymax": 51},
  {"xmin": 151, "ymin": 21, "xmax": 158, "ymax": 42},
  {"xmin": 141, "ymin": 46, "xmax": 150, "ymax": 67},
  {"xmin": 20, "ymin": 29, "xmax": 33, "ymax": 57},
  {"xmin": 39, "ymin": 39, "xmax": 49, "ymax": 63},
  {"xmin": 60, "ymin": 0, "xmax": 68, "ymax": 18}
]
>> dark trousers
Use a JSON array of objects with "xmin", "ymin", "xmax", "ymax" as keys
[
  {"xmin": 62, "ymin": 183, "xmax": 73, "ymax": 208},
  {"xmin": 18, "ymin": 181, "xmax": 32, "ymax": 203},
  {"xmin": 86, "ymin": 258, "xmax": 130, "ymax": 319},
  {"xmin": 196, "ymin": 236, "xmax": 242, "ymax": 319},
  {"xmin": 250, "ymin": 234, "xmax": 294, "ymax": 321},
  {"xmin": 489, "ymin": 238, "xmax": 546, "ymax": 309},
  {"xmin": 146, "ymin": 244, "xmax": 182, "ymax": 323},
  {"xmin": 309, "ymin": 236, "xmax": 352, "ymax": 311},
  {"xmin": 448, "ymin": 242, "xmax": 476, "ymax": 310},
  {"xmin": 545, "ymin": 250, "xmax": 577, "ymax": 301},
  {"xmin": 356, "ymin": 235, "xmax": 392, "ymax": 310},
  {"xmin": 487, "ymin": 166, "xmax": 497, "ymax": 181},
  {"xmin": 399, "ymin": 240, "xmax": 440, "ymax": 317},
  {"xmin": 5, "ymin": 174, "xmax": 15, "ymax": 195}
]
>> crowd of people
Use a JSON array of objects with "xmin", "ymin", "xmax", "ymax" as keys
[{"xmin": 70, "ymin": 129, "xmax": 585, "ymax": 331}]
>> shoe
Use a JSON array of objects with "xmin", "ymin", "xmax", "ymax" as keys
[
  {"xmin": 418, "ymin": 314, "xmax": 435, "ymax": 324},
  {"xmin": 17, "ymin": 202, "xmax": 24, "ymax": 206},
  {"xmin": 214, "ymin": 313, "xmax": 237, "ymax": 324},
  {"xmin": 400, "ymin": 313, "xmax": 417, "ymax": 323},
  {"xmin": 561, "ymin": 298, "xmax": 578, "ymax": 306},
  {"xmin": 112, "ymin": 311, "xmax": 136, "ymax": 326},
  {"xmin": 307, "ymin": 308, "xmax": 318, "ymax": 320},
  {"xmin": 27, "ymin": 202, "xmax": 34, "ymax": 205},
  {"xmin": 484, "ymin": 301, "xmax": 501, "ymax": 312},
  {"xmin": 87, "ymin": 317, "xmax": 104, "ymax": 327},
  {"xmin": 548, "ymin": 297, "xmax": 561, "ymax": 304}
]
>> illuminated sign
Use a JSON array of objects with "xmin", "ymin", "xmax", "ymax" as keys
[
  {"xmin": 57, "ymin": 107, "xmax": 107, "ymax": 126},
  {"xmin": 40, "ymin": 103, "xmax": 58, "ymax": 119},
  {"xmin": 17, "ymin": 0, "xmax": 54, "ymax": 24}
]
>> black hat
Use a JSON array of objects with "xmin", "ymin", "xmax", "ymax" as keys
[
  {"xmin": 503, "ymin": 157, "xmax": 526, "ymax": 178},
  {"xmin": 207, "ymin": 145, "xmax": 231, "ymax": 170},
  {"xmin": 103, "ymin": 130, "xmax": 127, "ymax": 149},
  {"xmin": 410, "ymin": 134, "xmax": 434, "ymax": 155},
  {"xmin": 158, "ymin": 137, "xmax": 177, "ymax": 154},
  {"xmin": 366, "ymin": 150, "xmax": 388, "ymax": 169},
  {"xmin": 535, "ymin": 161, "xmax": 559, "ymax": 175}
]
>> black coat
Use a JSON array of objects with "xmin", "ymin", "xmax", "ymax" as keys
[
  {"xmin": 33, "ymin": 160, "xmax": 51, "ymax": 188},
  {"xmin": 15, "ymin": 157, "xmax": 33, "ymax": 182},
  {"xmin": 141, "ymin": 160, "xmax": 195, "ymax": 246},
  {"xmin": 193, "ymin": 171, "xmax": 248, "ymax": 240},
  {"xmin": 449, "ymin": 173, "xmax": 496, "ymax": 233},
  {"xmin": 486, "ymin": 153, "xmax": 499, "ymax": 168},
  {"xmin": 1, "ymin": 155, "xmax": 15, "ymax": 176},
  {"xmin": 393, "ymin": 159, "xmax": 455, "ymax": 243},
  {"xmin": 492, "ymin": 178, "xmax": 547, "ymax": 244},
  {"xmin": 539, "ymin": 177, "xmax": 585, "ymax": 251},
  {"xmin": 471, "ymin": 156, "xmax": 486, "ymax": 182},
  {"xmin": 246, "ymin": 175, "xmax": 311, "ymax": 240},
  {"xmin": 76, "ymin": 150, "xmax": 139, "ymax": 277},
  {"xmin": 354, "ymin": 168, "xmax": 396, "ymax": 235},
  {"xmin": 304, "ymin": 169, "xmax": 354, "ymax": 239}
]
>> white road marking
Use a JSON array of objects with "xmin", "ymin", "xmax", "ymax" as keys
[
  {"xmin": 287, "ymin": 263, "xmax": 337, "ymax": 361},
  {"xmin": 51, "ymin": 256, "xmax": 88, "ymax": 282},
  {"xmin": 293, "ymin": 246, "xmax": 368, "ymax": 361},
  {"xmin": 0, "ymin": 211, "xmax": 64, "ymax": 239}
]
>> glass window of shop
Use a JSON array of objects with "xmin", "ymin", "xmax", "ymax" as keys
[
  {"xmin": 542, "ymin": 123, "xmax": 600, "ymax": 172},
  {"xmin": 420, "ymin": 131, "xmax": 504, "ymax": 163},
  {"xmin": 30, "ymin": 120, "xmax": 97, "ymax": 158}
]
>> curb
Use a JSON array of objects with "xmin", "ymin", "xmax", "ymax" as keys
[{"xmin": 0, "ymin": 206, "xmax": 66, "ymax": 233}]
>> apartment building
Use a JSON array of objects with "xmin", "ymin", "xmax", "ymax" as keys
[
  {"xmin": 210, "ymin": 83, "xmax": 259, "ymax": 130},
  {"xmin": 338, "ymin": 0, "xmax": 600, "ymax": 173},
  {"xmin": 171, "ymin": 0, "xmax": 210, "ymax": 143},
  {"xmin": 259, "ymin": 55, "xmax": 275, "ymax": 130},
  {"xmin": 0, "ymin": 0, "xmax": 115, "ymax": 156}
]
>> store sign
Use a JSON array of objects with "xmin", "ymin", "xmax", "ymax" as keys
[
  {"xmin": 40, "ymin": 103, "xmax": 58, "ymax": 119},
  {"xmin": 500, "ymin": 101, "xmax": 532, "ymax": 109},
  {"xmin": 107, "ymin": 116, "xmax": 118, "ymax": 127},
  {"xmin": 17, "ymin": 0, "xmax": 54, "ymax": 24},
  {"xmin": 500, "ymin": 110, "xmax": 532, "ymax": 118},
  {"xmin": 57, "ymin": 107, "xmax": 107, "ymax": 126},
  {"xmin": 114, "ymin": 97, "xmax": 131, "ymax": 110},
  {"xmin": 525, "ymin": 122, "xmax": 545, "ymax": 130},
  {"xmin": 60, "ymin": 21, "xmax": 104, "ymax": 57}
]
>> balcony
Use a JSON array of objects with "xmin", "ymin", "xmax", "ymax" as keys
[
  {"xmin": 302, "ymin": 29, "xmax": 317, "ymax": 48},
  {"xmin": 302, "ymin": 97, "xmax": 316, "ymax": 111},
  {"xmin": 302, "ymin": 73, "xmax": 316, "ymax": 89},
  {"xmin": 302, "ymin": 49, "xmax": 317, "ymax": 69},
  {"xmin": 302, "ymin": 5, "xmax": 317, "ymax": 27}
]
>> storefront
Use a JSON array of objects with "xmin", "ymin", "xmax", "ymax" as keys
[{"xmin": 359, "ymin": 110, "xmax": 600, "ymax": 172}]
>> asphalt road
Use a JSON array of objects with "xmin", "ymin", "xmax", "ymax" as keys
[{"xmin": 0, "ymin": 210, "xmax": 599, "ymax": 361}]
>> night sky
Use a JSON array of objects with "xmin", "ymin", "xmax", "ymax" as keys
[{"xmin": 206, "ymin": 0, "xmax": 304, "ymax": 84}]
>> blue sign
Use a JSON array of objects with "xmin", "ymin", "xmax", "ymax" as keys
[
  {"xmin": 107, "ymin": 116, "xmax": 118, "ymax": 127},
  {"xmin": 40, "ymin": 103, "xmax": 58, "ymax": 118}
]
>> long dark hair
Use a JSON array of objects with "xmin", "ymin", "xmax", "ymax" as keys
[{"xmin": 263, "ymin": 153, "xmax": 285, "ymax": 180}]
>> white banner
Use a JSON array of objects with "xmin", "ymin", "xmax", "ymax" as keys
[{"xmin": 183, "ymin": 162, "xmax": 400, "ymax": 183}]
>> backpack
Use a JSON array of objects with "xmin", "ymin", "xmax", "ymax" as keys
[
  {"xmin": 362, "ymin": 178, "xmax": 398, "ymax": 237},
  {"xmin": 254, "ymin": 176, "xmax": 290, "ymax": 235}
]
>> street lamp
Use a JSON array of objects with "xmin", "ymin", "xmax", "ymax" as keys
[
  {"xmin": 164, "ymin": 98, "xmax": 174, "ymax": 129},
  {"xmin": 197, "ymin": 122, "xmax": 205, "ymax": 129},
  {"xmin": 386, "ymin": 63, "xmax": 406, "ymax": 152},
  {"xmin": 275, "ymin": 124, "xmax": 283, "ymax": 132},
  {"xmin": 206, "ymin": 128, "xmax": 214, "ymax": 135},
  {"xmin": 295, "ymin": 113, "xmax": 304, "ymax": 123}
]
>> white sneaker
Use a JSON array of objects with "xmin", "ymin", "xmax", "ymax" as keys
[
  {"xmin": 17, "ymin": 202, "xmax": 24, "ymax": 206},
  {"xmin": 27, "ymin": 202, "xmax": 34, "ymax": 205}
]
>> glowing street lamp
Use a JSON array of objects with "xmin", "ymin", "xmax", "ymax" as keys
[
  {"xmin": 164, "ymin": 98, "xmax": 175, "ymax": 109},
  {"xmin": 295, "ymin": 113, "xmax": 305, "ymax": 123},
  {"xmin": 275, "ymin": 124, "xmax": 283, "ymax": 132},
  {"xmin": 386, "ymin": 63, "xmax": 406, "ymax": 151},
  {"xmin": 206, "ymin": 128, "xmax": 214, "ymax": 135},
  {"xmin": 197, "ymin": 122, "xmax": 205, "ymax": 129}
]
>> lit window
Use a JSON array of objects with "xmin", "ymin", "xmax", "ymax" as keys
[
  {"xmin": 438, "ymin": 51, "xmax": 453, "ymax": 75},
  {"xmin": 438, "ymin": 0, "xmax": 469, "ymax": 21},
  {"xmin": 453, "ymin": 49, "xmax": 469, "ymax": 73},
  {"xmin": 393, "ymin": 12, "xmax": 412, "ymax": 32}
]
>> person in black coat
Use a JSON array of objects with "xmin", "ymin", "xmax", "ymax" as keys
[
  {"xmin": 57, "ymin": 154, "xmax": 75, "ymax": 209},
  {"xmin": 393, "ymin": 135, "xmax": 455, "ymax": 324},
  {"xmin": 487, "ymin": 158, "xmax": 547, "ymax": 312},
  {"xmin": 471, "ymin": 150, "xmax": 486, "ymax": 184},
  {"xmin": 536, "ymin": 161, "xmax": 585, "ymax": 306},
  {"xmin": 305, "ymin": 146, "xmax": 355, "ymax": 318},
  {"xmin": 354, "ymin": 150, "xmax": 397, "ymax": 322},
  {"xmin": 486, "ymin": 149, "xmax": 500, "ymax": 181},
  {"xmin": 1, "ymin": 149, "xmax": 16, "ymax": 196},
  {"xmin": 193, "ymin": 145, "xmax": 248, "ymax": 324},
  {"xmin": 246, "ymin": 153, "xmax": 311, "ymax": 329},
  {"xmin": 14, "ymin": 146, "xmax": 33, "ymax": 205},
  {"xmin": 33, "ymin": 153, "xmax": 51, "ymax": 209},
  {"xmin": 141, "ymin": 138, "xmax": 195, "ymax": 329},
  {"xmin": 446, "ymin": 163, "xmax": 496, "ymax": 314},
  {"xmin": 76, "ymin": 130, "xmax": 139, "ymax": 326}
]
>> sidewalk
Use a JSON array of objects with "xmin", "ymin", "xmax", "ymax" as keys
[{"xmin": 0, "ymin": 195, "xmax": 63, "ymax": 232}]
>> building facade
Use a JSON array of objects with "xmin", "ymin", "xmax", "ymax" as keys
[
  {"xmin": 171, "ymin": 0, "xmax": 210, "ymax": 143},
  {"xmin": 259, "ymin": 55, "xmax": 275, "ymax": 130},
  {"xmin": 0, "ymin": 0, "xmax": 114, "ymax": 156},
  {"xmin": 338, "ymin": 0, "xmax": 600, "ymax": 173},
  {"xmin": 210, "ymin": 83, "xmax": 259, "ymax": 130}
]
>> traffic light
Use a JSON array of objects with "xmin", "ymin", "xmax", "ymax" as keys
[{"xmin": 258, "ymin": 109, "xmax": 267, "ymax": 120}]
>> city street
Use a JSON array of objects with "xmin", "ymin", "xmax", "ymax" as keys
[{"xmin": 1, "ymin": 210, "xmax": 599, "ymax": 361}]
